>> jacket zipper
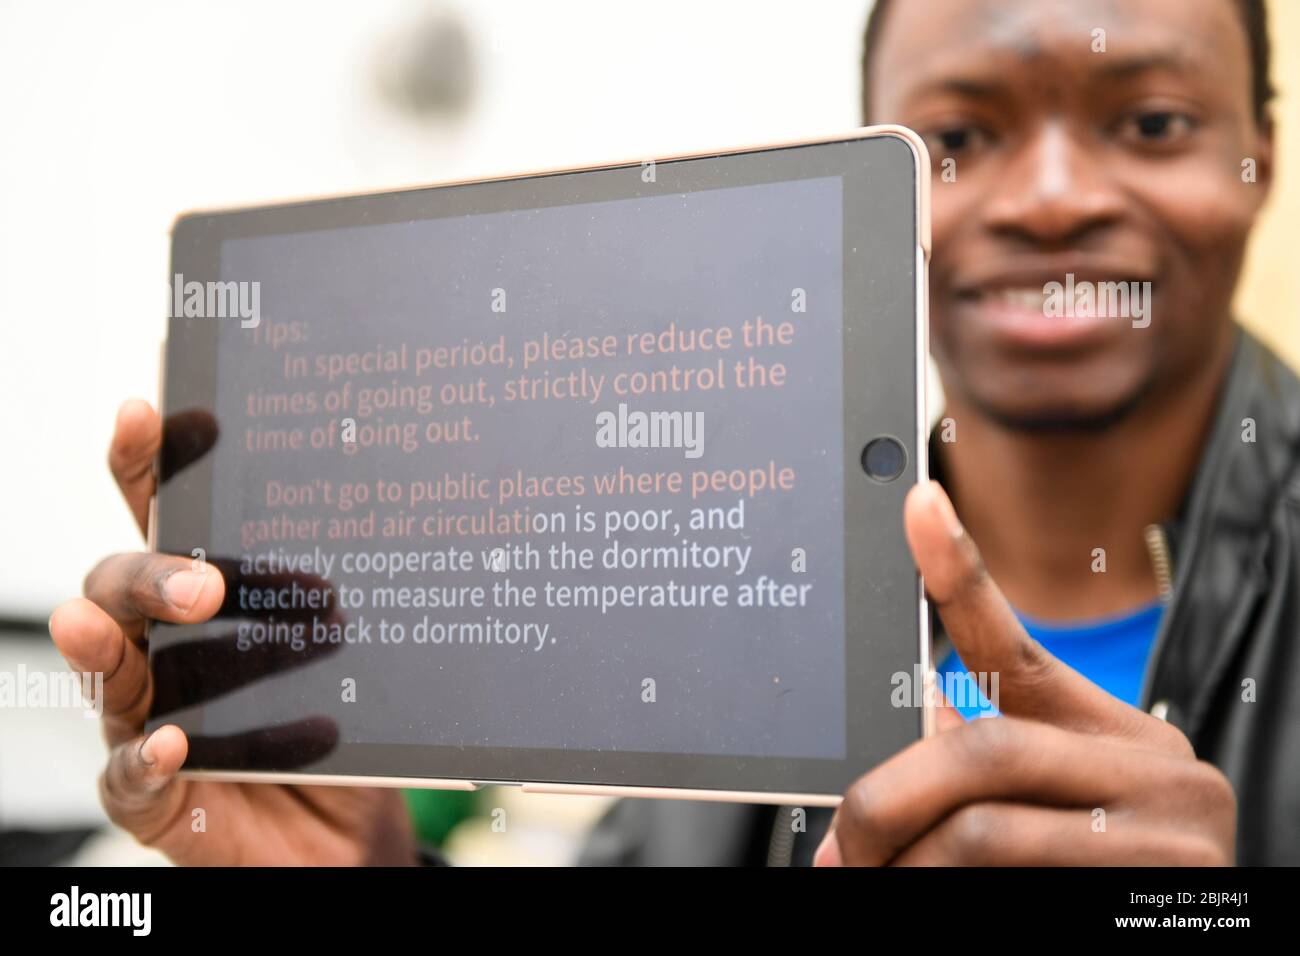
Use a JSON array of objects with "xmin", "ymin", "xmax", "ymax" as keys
[
  {"xmin": 1143, "ymin": 523, "xmax": 1175, "ymax": 605},
  {"xmin": 766, "ymin": 806, "xmax": 798, "ymax": 867},
  {"xmin": 1140, "ymin": 522, "xmax": 1176, "ymax": 719}
]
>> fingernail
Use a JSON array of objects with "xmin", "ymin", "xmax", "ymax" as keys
[
  {"xmin": 162, "ymin": 569, "xmax": 208, "ymax": 611},
  {"xmin": 140, "ymin": 728, "xmax": 163, "ymax": 767},
  {"xmin": 931, "ymin": 482, "xmax": 965, "ymax": 539}
]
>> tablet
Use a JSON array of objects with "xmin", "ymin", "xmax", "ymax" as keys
[{"xmin": 148, "ymin": 126, "xmax": 932, "ymax": 805}]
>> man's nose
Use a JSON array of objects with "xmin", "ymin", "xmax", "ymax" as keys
[{"xmin": 981, "ymin": 122, "xmax": 1125, "ymax": 245}]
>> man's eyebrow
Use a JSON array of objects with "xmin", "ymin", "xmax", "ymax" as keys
[
  {"xmin": 934, "ymin": 78, "xmax": 1003, "ymax": 98},
  {"xmin": 1094, "ymin": 52, "xmax": 1200, "ymax": 80},
  {"xmin": 897, "ymin": 52, "xmax": 1206, "ymax": 110},
  {"xmin": 908, "ymin": 77, "xmax": 1005, "ymax": 101}
]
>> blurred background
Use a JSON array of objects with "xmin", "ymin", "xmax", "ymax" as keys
[{"xmin": 1, "ymin": 0, "xmax": 1297, "ymax": 864}]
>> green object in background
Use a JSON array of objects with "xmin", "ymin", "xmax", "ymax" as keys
[{"xmin": 403, "ymin": 788, "xmax": 481, "ymax": 847}]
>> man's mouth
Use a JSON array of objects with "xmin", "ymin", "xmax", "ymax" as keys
[
  {"xmin": 952, "ymin": 270, "xmax": 1157, "ymax": 348},
  {"xmin": 967, "ymin": 286, "xmax": 1058, "ymax": 311}
]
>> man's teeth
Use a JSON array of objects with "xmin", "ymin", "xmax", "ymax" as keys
[{"xmin": 986, "ymin": 287, "xmax": 1047, "ymax": 309}]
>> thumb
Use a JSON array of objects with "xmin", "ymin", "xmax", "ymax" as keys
[{"xmin": 904, "ymin": 481, "xmax": 1138, "ymax": 734}]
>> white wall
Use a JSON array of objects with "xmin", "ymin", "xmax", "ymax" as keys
[{"xmin": 0, "ymin": 0, "xmax": 871, "ymax": 617}]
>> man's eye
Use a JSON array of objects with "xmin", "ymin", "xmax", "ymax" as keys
[
  {"xmin": 1120, "ymin": 110, "xmax": 1197, "ymax": 145},
  {"xmin": 926, "ymin": 125, "xmax": 987, "ymax": 155}
]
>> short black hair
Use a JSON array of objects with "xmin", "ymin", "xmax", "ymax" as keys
[{"xmin": 861, "ymin": 0, "xmax": 1275, "ymax": 127}]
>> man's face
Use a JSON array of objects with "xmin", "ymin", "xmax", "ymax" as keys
[{"xmin": 869, "ymin": 0, "xmax": 1272, "ymax": 428}]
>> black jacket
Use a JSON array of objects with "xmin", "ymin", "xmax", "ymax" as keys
[{"xmin": 579, "ymin": 327, "xmax": 1300, "ymax": 866}]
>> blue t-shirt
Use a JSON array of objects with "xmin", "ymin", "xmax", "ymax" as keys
[{"xmin": 935, "ymin": 600, "xmax": 1164, "ymax": 719}]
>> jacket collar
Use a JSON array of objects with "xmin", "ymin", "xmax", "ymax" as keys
[{"xmin": 1144, "ymin": 327, "xmax": 1300, "ymax": 737}]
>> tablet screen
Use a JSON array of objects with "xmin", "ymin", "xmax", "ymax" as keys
[{"xmin": 212, "ymin": 175, "xmax": 846, "ymax": 759}]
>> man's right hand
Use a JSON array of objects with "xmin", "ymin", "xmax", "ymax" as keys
[{"xmin": 47, "ymin": 399, "xmax": 416, "ymax": 866}]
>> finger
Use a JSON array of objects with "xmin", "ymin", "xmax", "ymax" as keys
[
  {"xmin": 906, "ymin": 481, "xmax": 1159, "ymax": 740},
  {"xmin": 933, "ymin": 705, "xmax": 964, "ymax": 733},
  {"xmin": 159, "ymin": 408, "xmax": 219, "ymax": 482},
  {"xmin": 929, "ymin": 680, "xmax": 966, "ymax": 732},
  {"xmin": 185, "ymin": 716, "xmax": 341, "ymax": 770},
  {"xmin": 834, "ymin": 716, "xmax": 1196, "ymax": 866},
  {"xmin": 888, "ymin": 801, "xmax": 1225, "ymax": 866},
  {"xmin": 814, "ymin": 822, "xmax": 843, "ymax": 866},
  {"xmin": 100, "ymin": 725, "xmax": 191, "ymax": 845},
  {"xmin": 83, "ymin": 552, "xmax": 225, "ymax": 641},
  {"xmin": 109, "ymin": 400, "xmax": 162, "ymax": 537},
  {"xmin": 150, "ymin": 624, "xmax": 345, "ymax": 717},
  {"xmin": 205, "ymin": 559, "xmax": 335, "ymax": 624},
  {"xmin": 49, "ymin": 598, "xmax": 153, "ymax": 745},
  {"xmin": 816, "ymin": 687, "xmax": 963, "ymax": 867}
]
